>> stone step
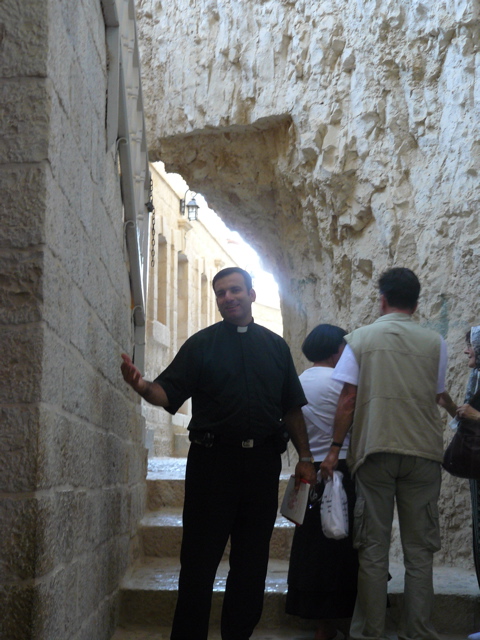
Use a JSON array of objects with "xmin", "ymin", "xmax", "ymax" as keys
[
  {"xmin": 146, "ymin": 456, "xmax": 297, "ymax": 510},
  {"xmin": 147, "ymin": 476, "xmax": 185, "ymax": 510},
  {"xmin": 140, "ymin": 508, "xmax": 295, "ymax": 560},
  {"xmin": 119, "ymin": 557, "xmax": 313, "ymax": 630},
  {"xmin": 119, "ymin": 557, "xmax": 480, "ymax": 635},
  {"xmin": 147, "ymin": 474, "xmax": 295, "ymax": 510}
]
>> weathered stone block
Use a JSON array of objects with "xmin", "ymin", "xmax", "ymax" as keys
[
  {"xmin": 55, "ymin": 424, "xmax": 89, "ymax": 491},
  {"xmin": 127, "ymin": 441, "xmax": 148, "ymax": 487},
  {"xmin": 0, "ymin": 491, "xmax": 91, "ymax": 589},
  {"xmin": 53, "ymin": 491, "xmax": 77, "ymax": 565},
  {"xmin": 41, "ymin": 251, "xmax": 78, "ymax": 345},
  {"xmin": 37, "ymin": 409, "xmax": 76, "ymax": 489},
  {"xmin": 39, "ymin": 329, "xmax": 66, "ymax": 409},
  {"xmin": 0, "ymin": 78, "xmax": 51, "ymax": 163},
  {"xmin": 0, "ymin": 584, "xmax": 34, "ymax": 640},
  {"xmin": 47, "ymin": 105, "xmax": 88, "ymax": 218},
  {"xmin": 31, "ymin": 497, "xmax": 59, "ymax": 578},
  {"xmin": 76, "ymin": 554, "xmax": 102, "ymax": 624},
  {"xmin": 129, "ymin": 483, "xmax": 147, "ymax": 537},
  {"xmin": 80, "ymin": 29, "xmax": 107, "ymax": 123},
  {"xmin": 0, "ymin": 498, "xmax": 38, "ymax": 580},
  {"xmin": 104, "ymin": 435, "xmax": 129, "ymax": 486},
  {"xmin": 0, "ymin": 164, "xmax": 47, "ymax": 249},
  {"xmin": 46, "ymin": 4, "xmax": 81, "ymax": 124},
  {"xmin": 59, "ymin": 352, "xmax": 102, "ymax": 425},
  {"xmin": 0, "ymin": 405, "xmax": 39, "ymax": 492},
  {"xmin": 75, "ymin": 592, "xmax": 118, "ymax": 640},
  {"xmin": 0, "ymin": 1, "xmax": 48, "ymax": 78},
  {"xmin": 0, "ymin": 325, "xmax": 43, "ymax": 404},
  {"xmin": 0, "ymin": 250, "xmax": 44, "ymax": 325},
  {"xmin": 71, "ymin": 492, "xmax": 90, "ymax": 558},
  {"xmin": 31, "ymin": 565, "xmax": 68, "ymax": 640}
]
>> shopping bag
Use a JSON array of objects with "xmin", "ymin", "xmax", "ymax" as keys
[
  {"xmin": 442, "ymin": 389, "xmax": 480, "ymax": 480},
  {"xmin": 320, "ymin": 470, "xmax": 349, "ymax": 539},
  {"xmin": 442, "ymin": 417, "xmax": 480, "ymax": 479}
]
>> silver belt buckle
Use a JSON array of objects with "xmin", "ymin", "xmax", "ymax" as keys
[{"xmin": 242, "ymin": 439, "xmax": 254, "ymax": 448}]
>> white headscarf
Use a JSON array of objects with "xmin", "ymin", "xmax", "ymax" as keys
[{"xmin": 450, "ymin": 326, "xmax": 480, "ymax": 430}]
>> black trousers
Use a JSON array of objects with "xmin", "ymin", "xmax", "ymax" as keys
[
  {"xmin": 286, "ymin": 460, "xmax": 358, "ymax": 619},
  {"xmin": 170, "ymin": 438, "xmax": 282, "ymax": 640}
]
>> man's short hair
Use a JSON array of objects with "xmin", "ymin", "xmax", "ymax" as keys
[
  {"xmin": 212, "ymin": 267, "xmax": 253, "ymax": 292},
  {"xmin": 378, "ymin": 267, "xmax": 420, "ymax": 311},
  {"xmin": 302, "ymin": 324, "xmax": 347, "ymax": 362}
]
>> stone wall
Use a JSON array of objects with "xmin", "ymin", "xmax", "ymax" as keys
[
  {"xmin": 136, "ymin": 0, "xmax": 480, "ymax": 566},
  {"xmin": 0, "ymin": 1, "xmax": 147, "ymax": 638}
]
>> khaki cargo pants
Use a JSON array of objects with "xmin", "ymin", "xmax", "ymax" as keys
[{"xmin": 350, "ymin": 453, "xmax": 441, "ymax": 640}]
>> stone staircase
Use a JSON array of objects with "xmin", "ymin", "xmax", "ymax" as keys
[{"xmin": 112, "ymin": 458, "xmax": 480, "ymax": 640}]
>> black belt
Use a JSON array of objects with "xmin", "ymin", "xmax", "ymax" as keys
[{"xmin": 189, "ymin": 431, "xmax": 270, "ymax": 449}]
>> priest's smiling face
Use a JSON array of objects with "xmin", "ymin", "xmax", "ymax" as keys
[{"xmin": 213, "ymin": 272, "xmax": 256, "ymax": 326}]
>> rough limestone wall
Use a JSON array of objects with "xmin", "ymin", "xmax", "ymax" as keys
[
  {"xmin": 136, "ymin": 0, "xmax": 480, "ymax": 567},
  {"xmin": 0, "ymin": 1, "xmax": 146, "ymax": 638}
]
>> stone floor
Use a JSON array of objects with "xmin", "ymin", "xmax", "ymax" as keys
[
  {"xmin": 112, "ymin": 625, "xmax": 469, "ymax": 640},
  {"xmin": 146, "ymin": 452, "xmax": 297, "ymax": 480},
  {"xmin": 113, "ymin": 457, "xmax": 479, "ymax": 640}
]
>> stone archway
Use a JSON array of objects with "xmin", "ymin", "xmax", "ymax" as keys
[{"xmin": 136, "ymin": 0, "xmax": 480, "ymax": 568}]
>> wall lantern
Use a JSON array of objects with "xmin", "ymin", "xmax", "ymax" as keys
[{"xmin": 179, "ymin": 190, "xmax": 200, "ymax": 221}]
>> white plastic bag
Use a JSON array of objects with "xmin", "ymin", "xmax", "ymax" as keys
[{"xmin": 320, "ymin": 470, "xmax": 349, "ymax": 539}]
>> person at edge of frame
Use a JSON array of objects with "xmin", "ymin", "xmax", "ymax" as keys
[
  {"xmin": 321, "ymin": 267, "xmax": 456, "ymax": 640},
  {"xmin": 445, "ymin": 325, "xmax": 480, "ymax": 640},
  {"xmin": 120, "ymin": 266, "xmax": 316, "ymax": 640}
]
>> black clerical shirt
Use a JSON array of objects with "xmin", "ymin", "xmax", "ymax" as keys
[{"xmin": 154, "ymin": 320, "xmax": 307, "ymax": 440}]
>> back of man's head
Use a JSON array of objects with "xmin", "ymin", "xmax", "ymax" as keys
[
  {"xmin": 378, "ymin": 267, "xmax": 420, "ymax": 311},
  {"xmin": 212, "ymin": 267, "xmax": 253, "ymax": 292}
]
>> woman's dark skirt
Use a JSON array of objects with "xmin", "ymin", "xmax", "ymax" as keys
[{"xmin": 285, "ymin": 459, "xmax": 358, "ymax": 620}]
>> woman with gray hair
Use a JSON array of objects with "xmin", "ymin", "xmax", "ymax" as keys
[{"xmin": 285, "ymin": 324, "xmax": 358, "ymax": 640}]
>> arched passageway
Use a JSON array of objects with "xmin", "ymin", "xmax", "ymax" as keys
[{"xmin": 136, "ymin": 0, "xmax": 480, "ymax": 568}]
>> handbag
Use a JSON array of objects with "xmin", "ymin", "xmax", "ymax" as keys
[
  {"xmin": 442, "ymin": 391, "xmax": 480, "ymax": 480},
  {"xmin": 320, "ymin": 470, "xmax": 349, "ymax": 539}
]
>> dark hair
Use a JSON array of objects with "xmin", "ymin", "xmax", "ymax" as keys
[
  {"xmin": 212, "ymin": 267, "xmax": 253, "ymax": 292},
  {"xmin": 466, "ymin": 330, "xmax": 471, "ymax": 343},
  {"xmin": 378, "ymin": 267, "xmax": 420, "ymax": 311},
  {"xmin": 302, "ymin": 324, "xmax": 347, "ymax": 362}
]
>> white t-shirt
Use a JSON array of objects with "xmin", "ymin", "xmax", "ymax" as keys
[
  {"xmin": 299, "ymin": 366, "xmax": 350, "ymax": 461},
  {"xmin": 332, "ymin": 340, "xmax": 448, "ymax": 393}
]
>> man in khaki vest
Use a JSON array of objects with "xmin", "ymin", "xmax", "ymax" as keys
[{"xmin": 321, "ymin": 268, "xmax": 455, "ymax": 640}]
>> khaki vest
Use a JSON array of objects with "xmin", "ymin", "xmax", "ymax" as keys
[{"xmin": 346, "ymin": 313, "xmax": 443, "ymax": 474}]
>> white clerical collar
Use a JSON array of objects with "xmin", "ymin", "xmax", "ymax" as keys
[{"xmin": 237, "ymin": 325, "xmax": 248, "ymax": 333}]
